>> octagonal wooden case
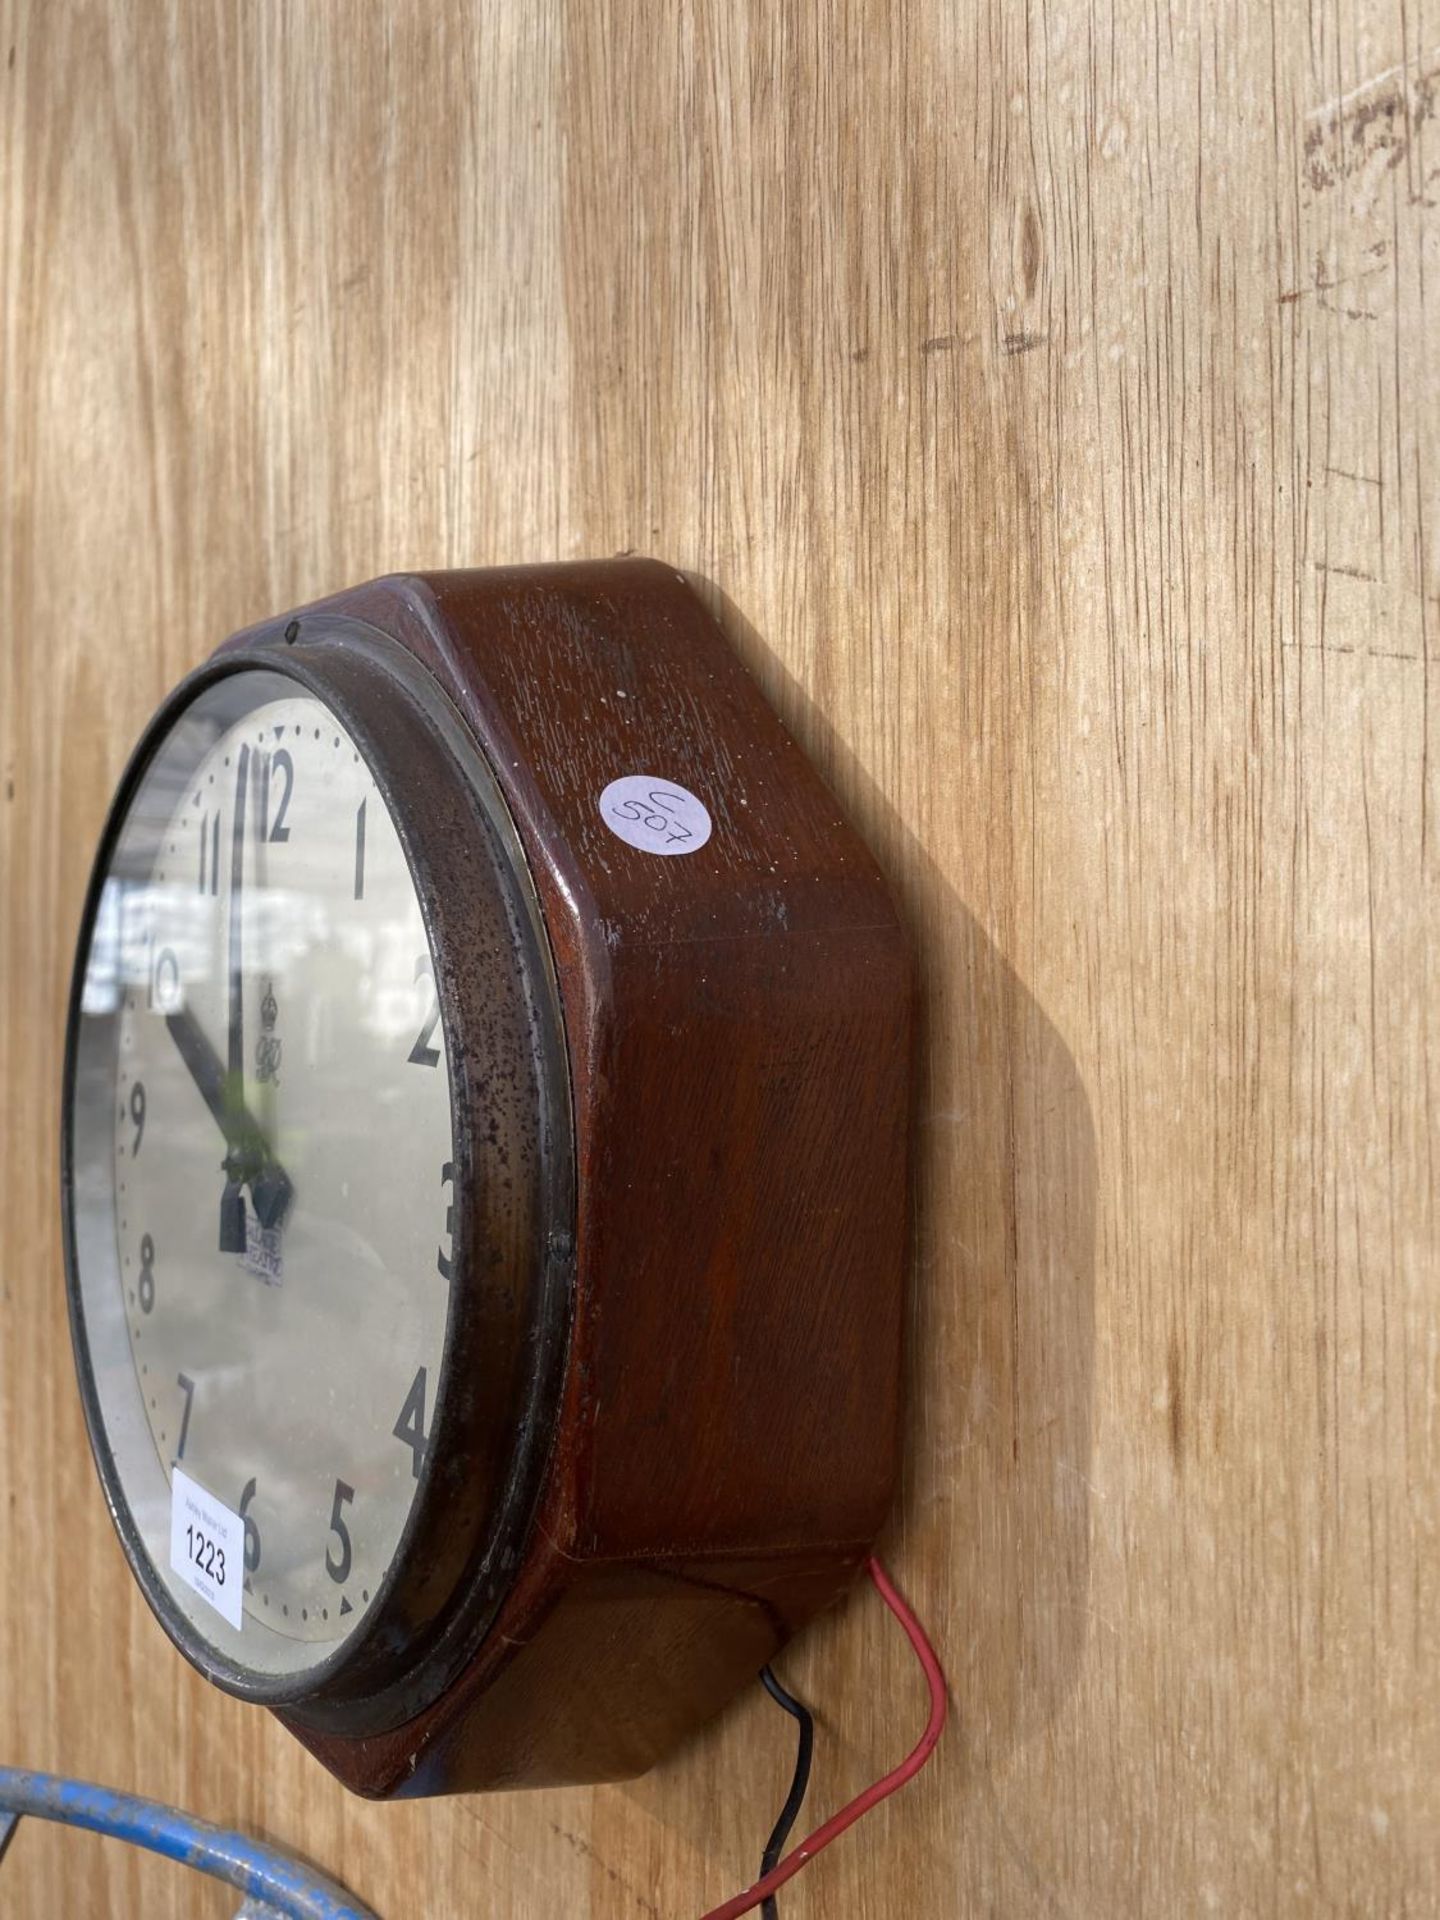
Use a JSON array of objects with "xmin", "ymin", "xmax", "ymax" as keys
[{"xmin": 197, "ymin": 559, "xmax": 912, "ymax": 1795}]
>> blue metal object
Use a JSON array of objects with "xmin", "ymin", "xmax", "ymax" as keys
[{"xmin": 0, "ymin": 1768, "xmax": 379, "ymax": 1919}]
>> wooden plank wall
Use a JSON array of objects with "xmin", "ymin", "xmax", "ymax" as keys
[{"xmin": 2, "ymin": 2, "xmax": 1436, "ymax": 1913}]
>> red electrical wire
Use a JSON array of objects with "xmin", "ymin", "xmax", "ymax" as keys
[{"xmin": 697, "ymin": 1555, "xmax": 947, "ymax": 1920}]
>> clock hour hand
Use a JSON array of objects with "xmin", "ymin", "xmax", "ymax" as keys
[{"xmin": 163, "ymin": 1005, "xmax": 295, "ymax": 1245}]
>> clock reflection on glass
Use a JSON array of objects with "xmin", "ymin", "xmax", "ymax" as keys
[{"xmin": 107, "ymin": 692, "xmax": 454, "ymax": 1651}]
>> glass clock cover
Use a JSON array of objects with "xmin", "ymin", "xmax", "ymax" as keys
[{"xmin": 67, "ymin": 669, "xmax": 458, "ymax": 1682}]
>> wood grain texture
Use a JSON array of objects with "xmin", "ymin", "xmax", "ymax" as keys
[{"xmin": 1, "ymin": 1, "xmax": 1436, "ymax": 1914}]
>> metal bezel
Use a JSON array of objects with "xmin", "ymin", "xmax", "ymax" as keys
[{"xmin": 60, "ymin": 618, "xmax": 575, "ymax": 1737}]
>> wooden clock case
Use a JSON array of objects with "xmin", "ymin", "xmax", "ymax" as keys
[{"xmin": 198, "ymin": 559, "xmax": 914, "ymax": 1795}]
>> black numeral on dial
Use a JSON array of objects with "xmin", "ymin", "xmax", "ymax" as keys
[
  {"xmin": 325, "ymin": 1479, "xmax": 355, "ymax": 1584},
  {"xmin": 175, "ymin": 1371, "xmax": 195, "ymax": 1462},
  {"xmin": 138, "ymin": 1233, "xmax": 156, "ymax": 1314},
  {"xmin": 393, "ymin": 1368, "xmax": 430, "ymax": 1479},
  {"xmin": 260, "ymin": 749, "xmax": 294, "ymax": 843},
  {"xmin": 438, "ymin": 1162, "xmax": 455, "ymax": 1280},
  {"xmin": 407, "ymin": 956, "xmax": 441, "ymax": 1067},
  {"xmin": 129, "ymin": 1081, "xmax": 146, "ymax": 1156},
  {"xmin": 240, "ymin": 1476, "xmax": 261, "ymax": 1573}
]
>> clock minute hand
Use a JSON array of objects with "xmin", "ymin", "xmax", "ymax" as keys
[
  {"xmin": 220, "ymin": 745, "xmax": 251, "ymax": 1252},
  {"xmin": 163, "ymin": 1006, "xmax": 295, "ymax": 1239}
]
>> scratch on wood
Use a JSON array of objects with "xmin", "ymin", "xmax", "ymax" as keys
[
  {"xmin": 1278, "ymin": 265, "xmax": 1389, "ymax": 305},
  {"xmin": 1303, "ymin": 47, "xmax": 1440, "ymax": 121},
  {"xmin": 1303, "ymin": 52, "xmax": 1439, "ymax": 191},
  {"xmin": 1284, "ymin": 638, "xmax": 1422, "ymax": 661},
  {"xmin": 546, "ymin": 1822, "xmax": 663, "ymax": 1918}
]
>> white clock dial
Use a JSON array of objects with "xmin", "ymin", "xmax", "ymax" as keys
[{"xmin": 98, "ymin": 688, "xmax": 454, "ymax": 1668}]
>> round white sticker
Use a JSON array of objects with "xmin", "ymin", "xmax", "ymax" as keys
[{"xmin": 599, "ymin": 776, "xmax": 713, "ymax": 856}]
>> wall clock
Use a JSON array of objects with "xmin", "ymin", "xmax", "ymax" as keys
[{"xmin": 61, "ymin": 561, "xmax": 913, "ymax": 1796}]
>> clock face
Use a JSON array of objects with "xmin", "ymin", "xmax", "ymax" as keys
[{"xmin": 67, "ymin": 668, "xmax": 456, "ymax": 1680}]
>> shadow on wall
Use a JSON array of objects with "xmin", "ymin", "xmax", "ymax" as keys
[{"xmin": 701, "ymin": 578, "xmax": 1098, "ymax": 1776}]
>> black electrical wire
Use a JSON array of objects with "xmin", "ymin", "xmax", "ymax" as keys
[{"xmin": 757, "ymin": 1665, "xmax": 815, "ymax": 1920}]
